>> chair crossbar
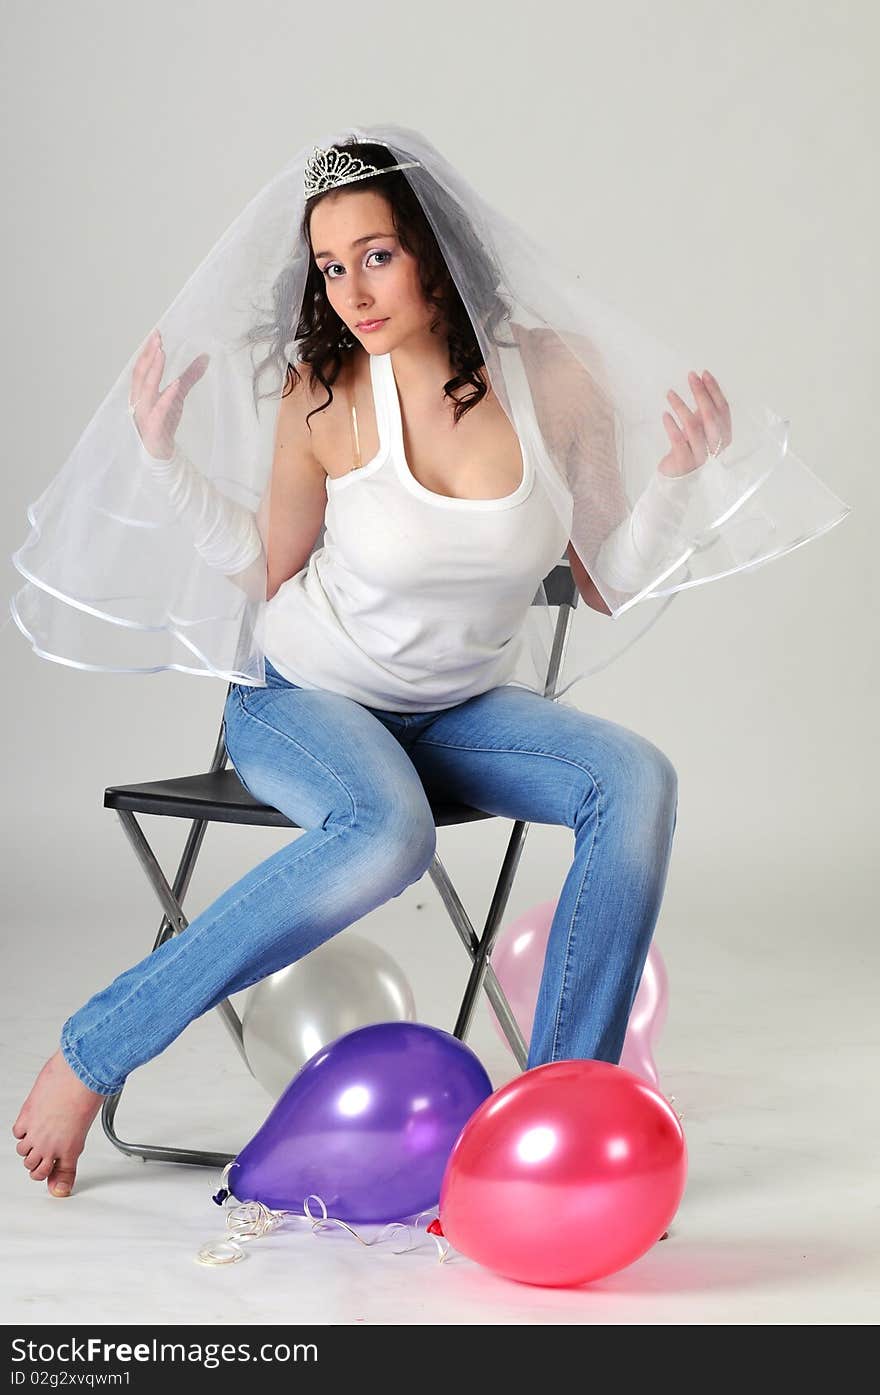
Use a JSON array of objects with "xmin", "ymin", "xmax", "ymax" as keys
[{"xmin": 99, "ymin": 563, "xmax": 578, "ymax": 1167}]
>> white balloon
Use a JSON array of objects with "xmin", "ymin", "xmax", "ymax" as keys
[{"xmin": 241, "ymin": 934, "xmax": 417, "ymax": 1098}]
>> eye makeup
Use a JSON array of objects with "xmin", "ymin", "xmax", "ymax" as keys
[{"xmin": 322, "ymin": 249, "xmax": 393, "ymax": 279}]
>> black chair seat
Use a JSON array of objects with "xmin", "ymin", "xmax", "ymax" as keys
[
  {"xmin": 97, "ymin": 560, "xmax": 576, "ymax": 1168},
  {"xmin": 104, "ymin": 767, "xmax": 494, "ymax": 829}
]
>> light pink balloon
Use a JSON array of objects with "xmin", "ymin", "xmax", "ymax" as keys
[{"xmin": 490, "ymin": 900, "xmax": 669, "ymax": 1088}]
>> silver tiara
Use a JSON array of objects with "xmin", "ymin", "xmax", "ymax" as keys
[{"xmin": 303, "ymin": 146, "xmax": 421, "ymax": 200}]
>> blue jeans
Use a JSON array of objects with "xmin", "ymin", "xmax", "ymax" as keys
[{"xmin": 60, "ymin": 660, "xmax": 678, "ymax": 1094}]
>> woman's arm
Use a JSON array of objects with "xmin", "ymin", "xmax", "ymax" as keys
[
  {"xmin": 565, "ymin": 541, "xmax": 612, "ymax": 615},
  {"xmin": 260, "ymin": 373, "xmax": 329, "ymax": 603},
  {"xmin": 523, "ymin": 325, "xmax": 697, "ymax": 613},
  {"xmin": 566, "ymin": 466, "xmax": 696, "ymax": 612},
  {"xmin": 587, "ymin": 465, "xmax": 695, "ymax": 596},
  {"xmin": 133, "ymin": 367, "xmax": 328, "ymax": 604},
  {"xmin": 134, "ymin": 430, "xmax": 264, "ymax": 583}
]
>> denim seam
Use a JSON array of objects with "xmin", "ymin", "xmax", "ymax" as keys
[
  {"xmin": 416, "ymin": 738, "xmax": 593, "ymax": 768},
  {"xmin": 63, "ymin": 822, "xmax": 348, "ymax": 1082},
  {"xmin": 548, "ymin": 786, "xmax": 602, "ymax": 1062},
  {"xmin": 60, "ymin": 1024, "xmax": 125, "ymax": 1096},
  {"xmin": 234, "ymin": 687, "xmax": 358, "ymax": 826},
  {"xmin": 417, "ymin": 736, "xmax": 605, "ymax": 1065},
  {"xmin": 415, "ymin": 739, "xmax": 604, "ymax": 813}
]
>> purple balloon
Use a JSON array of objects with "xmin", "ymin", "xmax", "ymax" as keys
[{"xmin": 228, "ymin": 1022, "xmax": 494, "ymax": 1224}]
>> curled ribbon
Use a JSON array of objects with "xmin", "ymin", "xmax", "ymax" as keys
[{"xmin": 196, "ymin": 1162, "xmax": 450, "ymax": 1267}]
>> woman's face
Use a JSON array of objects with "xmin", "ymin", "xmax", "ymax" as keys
[{"xmin": 309, "ymin": 188, "xmax": 434, "ymax": 352}]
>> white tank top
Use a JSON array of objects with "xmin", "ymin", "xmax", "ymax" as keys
[{"xmin": 257, "ymin": 346, "xmax": 571, "ymax": 712}]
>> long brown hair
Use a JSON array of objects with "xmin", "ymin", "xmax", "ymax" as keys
[{"xmin": 244, "ymin": 137, "xmax": 514, "ymax": 429}]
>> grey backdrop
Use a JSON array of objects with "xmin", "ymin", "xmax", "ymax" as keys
[
  {"xmin": 2, "ymin": 0, "xmax": 876, "ymax": 1323},
  {"xmin": 3, "ymin": 0, "xmax": 872, "ymax": 931}
]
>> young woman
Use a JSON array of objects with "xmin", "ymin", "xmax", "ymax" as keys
[{"xmin": 11, "ymin": 129, "xmax": 849, "ymax": 1198}]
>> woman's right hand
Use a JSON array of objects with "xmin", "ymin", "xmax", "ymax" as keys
[{"xmin": 128, "ymin": 328, "xmax": 210, "ymax": 461}]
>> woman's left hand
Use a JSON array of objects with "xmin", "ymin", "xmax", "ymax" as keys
[{"xmin": 659, "ymin": 369, "xmax": 732, "ymax": 477}]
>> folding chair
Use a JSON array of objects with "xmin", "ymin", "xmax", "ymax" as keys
[{"xmin": 100, "ymin": 562, "xmax": 579, "ymax": 1167}]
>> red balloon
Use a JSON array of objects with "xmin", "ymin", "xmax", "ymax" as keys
[{"xmin": 438, "ymin": 1060, "xmax": 686, "ymax": 1286}]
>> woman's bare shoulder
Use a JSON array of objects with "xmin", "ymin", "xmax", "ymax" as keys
[
  {"xmin": 285, "ymin": 352, "xmax": 364, "ymax": 412},
  {"xmin": 512, "ymin": 322, "xmax": 588, "ymax": 369},
  {"xmin": 278, "ymin": 354, "xmax": 360, "ymax": 476},
  {"xmin": 283, "ymin": 357, "xmax": 332, "ymax": 410},
  {"xmin": 509, "ymin": 323, "xmax": 613, "ymax": 460},
  {"xmin": 516, "ymin": 323, "xmax": 608, "ymax": 398}
]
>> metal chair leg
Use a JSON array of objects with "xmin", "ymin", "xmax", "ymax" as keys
[
  {"xmin": 100, "ymin": 807, "xmax": 247, "ymax": 1167},
  {"xmin": 99, "ymin": 598, "xmax": 576, "ymax": 1165},
  {"xmin": 430, "ymin": 818, "xmax": 531, "ymax": 1070},
  {"xmin": 433, "ymin": 599, "xmax": 577, "ymax": 1070}
]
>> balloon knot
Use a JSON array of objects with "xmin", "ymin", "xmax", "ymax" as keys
[
  {"xmin": 212, "ymin": 1187, "xmax": 230, "ymax": 1206},
  {"xmin": 426, "ymin": 1217, "xmax": 444, "ymax": 1237}
]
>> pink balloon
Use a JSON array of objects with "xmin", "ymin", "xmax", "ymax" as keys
[
  {"xmin": 619, "ymin": 941, "xmax": 668, "ymax": 1088},
  {"xmin": 490, "ymin": 901, "xmax": 669, "ymax": 1087},
  {"xmin": 438, "ymin": 1060, "xmax": 686, "ymax": 1287}
]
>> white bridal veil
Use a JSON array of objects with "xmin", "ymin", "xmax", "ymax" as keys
[{"xmin": 9, "ymin": 122, "xmax": 852, "ymax": 701}]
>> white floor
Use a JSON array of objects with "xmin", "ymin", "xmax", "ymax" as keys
[{"xmin": 4, "ymin": 817, "xmax": 877, "ymax": 1326}]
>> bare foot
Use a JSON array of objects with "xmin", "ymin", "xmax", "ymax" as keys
[{"xmin": 12, "ymin": 1048, "xmax": 107, "ymax": 1197}]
